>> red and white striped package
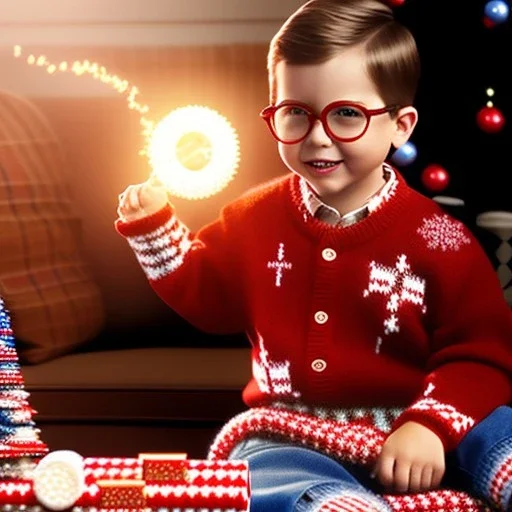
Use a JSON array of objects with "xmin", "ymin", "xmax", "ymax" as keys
[
  {"xmin": 78, "ymin": 454, "xmax": 250, "ymax": 510},
  {"xmin": 0, "ymin": 452, "xmax": 250, "ymax": 510}
]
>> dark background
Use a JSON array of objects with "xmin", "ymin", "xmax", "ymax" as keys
[{"xmin": 392, "ymin": 0, "xmax": 510, "ymax": 226}]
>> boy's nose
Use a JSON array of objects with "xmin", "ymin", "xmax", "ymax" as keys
[{"xmin": 307, "ymin": 119, "xmax": 333, "ymax": 146}]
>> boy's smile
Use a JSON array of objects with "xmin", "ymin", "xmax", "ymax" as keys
[{"xmin": 304, "ymin": 158, "xmax": 344, "ymax": 175}]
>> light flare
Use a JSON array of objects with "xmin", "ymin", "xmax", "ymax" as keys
[
  {"xmin": 148, "ymin": 105, "xmax": 240, "ymax": 199},
  {"xmin": 13, "ymin": 44, "xmax": 154, "ymax": 157},
  {"xmin": 13, "ymin": 45, "xmax": 241, "ymax": 200}
]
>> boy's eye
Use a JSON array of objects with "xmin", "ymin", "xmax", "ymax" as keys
[
  {"xmin": 333, "ymin": 107, "xmax": 364, "ymax": 118},
  {"xmin": 283, "ymin": 106, "xmax": 308, "ymax": 116}
]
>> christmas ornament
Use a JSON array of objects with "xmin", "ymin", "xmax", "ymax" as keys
[
  {"xmin": 421, "ymin": 164, "xmax": 450, "ymax": 192},
  {"xmin": 484, "ymin": 0, "xmax": 510, "ymax": 25},
  {"xmin": 477, "ymin": 105, "xmax": 506, "ymax": 133},
  {"xmin": 386, "ymin": 0, "xmax": 406, "ymax": 6},
  {"xmin": 391, "ymin": 141, "xmax": 418, "ymax": 166}
]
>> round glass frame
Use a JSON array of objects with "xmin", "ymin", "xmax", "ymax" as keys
[{"xmin": 260, "ymin": 100, "xmax": 400, "ymax": 144}]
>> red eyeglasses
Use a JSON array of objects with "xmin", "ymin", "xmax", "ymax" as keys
[{"xmin": 260, "ymin": 100, "xmax": 400, "ymax": 144}]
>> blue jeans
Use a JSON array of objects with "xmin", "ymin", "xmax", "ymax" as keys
[
  {"xmin": 448, "ymin": 405, "xmax": 512, "ymax": 510},
  {"xmin": 228, "ymin": 406, "xmax": 512, "ymax": 512}
]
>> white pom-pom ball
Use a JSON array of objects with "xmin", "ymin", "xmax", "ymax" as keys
[{"xmin": 32, "ymin": 450, "xmax": 85, "ymax": 511}]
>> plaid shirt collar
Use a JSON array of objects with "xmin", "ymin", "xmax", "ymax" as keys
[{"xmin": 301, "ymin": 164, "xmax": 396, "ymax": 227}]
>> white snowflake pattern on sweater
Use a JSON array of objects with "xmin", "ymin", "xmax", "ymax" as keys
[
  {"xmin": 252, "ymin": 332, "xmax": 301, "ymax": 398},
  {"xmin": 417, "ymin": 213, "xmax": 471, "ymax": 251},
  {"xmin": 363, "ymin": 254, "xmax": 427, "ymax": 336}
]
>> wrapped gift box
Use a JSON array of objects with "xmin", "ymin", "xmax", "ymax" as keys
[
  {"xmin": 0, "ymin": 452, "xmax": 250, "ymax": 511},
  {"xmin": 97, "ymin": 479, "xmax": 146, "ymax": 508},
  {"xmin": 140, "ymin": 452, "xmax": 188, "ymax": 482}
]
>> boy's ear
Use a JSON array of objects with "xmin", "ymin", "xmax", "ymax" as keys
[{"xmin": 391, "ymin": 106, "xmax": 418, "ymax": 149}]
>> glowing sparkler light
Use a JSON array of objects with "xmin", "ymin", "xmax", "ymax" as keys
[
  {"xmin": 13, "ymin": 45, "xmax": 154, "ymax": 157},
  {"xmin": 12, "ymin": 45, "xmax": 241, "ymax": 200},
  {"xmin": 148, "ymin": 105, "xmax": 240, "ymax": 199}
]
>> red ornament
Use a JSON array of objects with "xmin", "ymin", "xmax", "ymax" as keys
[
  {"xmin": 421, "ymin": 164, "xmax": 450, "ymax": 192},
  {"xmin": 477, "ymin": 105, "xmax": 505, "ymax": 133},
  {"xmin": 386, "ymin": 0, "xmax": 406, "ymax": 5},
  {"xmin": 483, "ymin": 16, "xmax": 497, "ymax": 28}
]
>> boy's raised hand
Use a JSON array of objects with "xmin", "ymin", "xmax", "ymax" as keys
[
  {"xmin": 373, "ymin": 421, "xmax": 445, "ymax": 493},
  {"xmin": 117, "ymin": 175, "xmax": 169, "ymax": 222}
]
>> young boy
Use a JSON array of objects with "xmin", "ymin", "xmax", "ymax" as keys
[{"xmin": 116, "ymin": 0, "xmax": 512, "ymax": 510}]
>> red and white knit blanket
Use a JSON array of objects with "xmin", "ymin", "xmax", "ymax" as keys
[{"xmin": 207, "ymin": 406, "xmax": 494, "ymax": 512}]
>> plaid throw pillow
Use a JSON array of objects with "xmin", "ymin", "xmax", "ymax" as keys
[{"xmin": 0, "ymin": 89, "xmax": 105, "ymax": 364}]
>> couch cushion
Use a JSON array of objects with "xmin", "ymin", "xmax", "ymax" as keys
[
  {"xmin": 0, "ymin": 89, "xmax": 105, "ymax": 364},
  {"xmin": 21, "ymin": 347, "xmax": 252, "ymax": 431},
  {"xmin": 21, "ymin": 347, "xmax": 252, "ymax": 389}
]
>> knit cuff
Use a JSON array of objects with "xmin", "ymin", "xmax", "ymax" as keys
[
  {"xmin": 120, "ymin": 210, "xmax": 193, "ymax": 281},
  {"xmin": 474, "ymin": 436, "xmax": 512, "ymax": 511},
  {"xmin": 115, "ymin": 204, "xmax": 173, "ymax": 237},
  {"xmin": 392, "ymin": 397, "xmax": 475, "ymax": 452}
]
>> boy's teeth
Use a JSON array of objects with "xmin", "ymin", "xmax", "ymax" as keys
[{"xmin": 311, "ymin": 161, "xmax": 336, "ymax": 168}]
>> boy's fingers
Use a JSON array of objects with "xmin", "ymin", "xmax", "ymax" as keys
[
  {"xmin": 374, "ymin": 456, "xmax": 394, "ymax": 489},
  {"xmin": 431, "ymin": 467, "xmax": 445, "ymax": 488},
  {"xmin": 136, "ymin": 186, "xmax": 145, "ymax": 208},
  {"xmin": 118, "ymin": 188, "xmax": 129, "ymax": 203},
  {"xmin": 149, "ymin": 172, "xmax": 164, "ymax": 187},
  {"xmin": 130, "ymin": 187, "xmax": 142, "ymax": 209},
  {"xmin": 393, "ymin": 461, "xmax": 411, "ymax": 493},
  {"xmin": 408, "ymin": 464, "xmax": 423, "ymax": 492},
  {"xmin": 148, "ymin": 173, "xmax": 173, "ymax": 203}
]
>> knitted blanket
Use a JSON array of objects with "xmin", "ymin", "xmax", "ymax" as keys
[{"xmin": 207, "ymin": 406, "xmax": 495, "ymax": 512}]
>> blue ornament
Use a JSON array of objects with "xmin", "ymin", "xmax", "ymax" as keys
[
  {"xmin": 484, "ymin": 0, "xmax": 509, "ymax": 24},
  {"xmin": 391, "ymin": 141, "xmax": 417, "ymax": 166}
]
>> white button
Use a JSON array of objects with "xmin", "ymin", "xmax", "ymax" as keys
[
  {"xmin": 322, "ymin": 248, "xmax": 337, "ymax": 261},
  {"xmin": 314, "ymin": 311, "xmax": 328, "ymax": 324},
  {"xmin": 311, "ymin": 359, "xmax": 327, "ymax": 372}
]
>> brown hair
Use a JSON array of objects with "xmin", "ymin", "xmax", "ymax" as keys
[{"xmin": 267, "ymin": 0, "xmax": 420, "ymax": 108}]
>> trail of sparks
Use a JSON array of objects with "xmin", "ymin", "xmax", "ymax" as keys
[{"xmin": 13, "ymin": 45, "xmax": 154, "ymax": 157}]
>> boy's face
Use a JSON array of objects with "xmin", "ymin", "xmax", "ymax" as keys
[{"xmin": 273, "ymin": 45, "xmax": 416, "ymax": 213}]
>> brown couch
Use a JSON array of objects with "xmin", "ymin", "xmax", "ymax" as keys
[{"xmin": 21, "ymin": 344, "xmax": 251, "ymax": 459}]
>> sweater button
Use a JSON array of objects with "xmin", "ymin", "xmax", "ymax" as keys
[
  {"xmin": 322, "ymin": 248, "xmax": 337, "ymax": 261},
  {"xmin": 311, "ymin": 359, "xmax": 327, "ymax": 372},
  {"xmin": 314, "ymin": 311, "xmax": 328, "ymax": 324}
]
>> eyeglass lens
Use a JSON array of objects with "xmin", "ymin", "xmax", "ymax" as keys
[{"xmin": 273, "ymin": 104, "xmax": 368, "ymax": 142}]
